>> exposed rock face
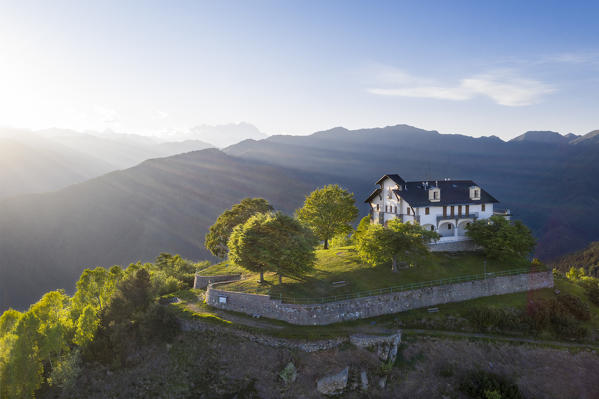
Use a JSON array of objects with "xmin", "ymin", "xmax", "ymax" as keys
[
  {"xmin": 316, "ymin": 367, "xmax": 349, "ymax": 396},
  {"xmin": 360, "ymin": 370, "xmax": 369, "ymax": 391},
  {"xmin": 350, "ymin": 331, "xmax": 402, "ymax": 363}
]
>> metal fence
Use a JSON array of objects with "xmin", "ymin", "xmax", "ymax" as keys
[{"xmin": 272, "ymin": 267, "xmax": 546, "ymax": 305}]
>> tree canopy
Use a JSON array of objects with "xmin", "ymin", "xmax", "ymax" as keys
[
  {"xmin": 0, "ymin": 252, "xmax": 202, "ymax": 397},
  {"xmin": 466, "ymin": 215, "xmax": 536, "ymax": 260},
  {"xmin": 296, "ymin": 184, "xmax": 359, "ymax": 249},
  {"xmin": 228, "ymin": 212, "xmax": 318, "ymax": 283},
  {"xmin": 205, "ymin": 197, "xmax": 274, "ymax": 258},
  {"xmin": 356, "ymin": 219, "xmax": 439, "ymax": 271}
]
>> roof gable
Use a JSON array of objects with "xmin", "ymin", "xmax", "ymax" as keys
[{"xmin": 376, "ymin": 174, "xmax": 406, "ymax": 186}]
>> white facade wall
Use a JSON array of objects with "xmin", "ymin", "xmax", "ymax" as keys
[{"xmin": 369, "ymin": 178, "xmax": 496, "ymax": 235}]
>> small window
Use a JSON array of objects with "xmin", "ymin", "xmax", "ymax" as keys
[
  {"xmin": 376, "ymin": 204, "xmax": 379, "ymax": 211},
  {"xmin": 447, "ymin": 224, "xmax": 452, "ymax": 230},
  {"xmin": 482, "ymin": 203, "xmax": 486, "ymax": 211},
  {"xmin": 430, "ymin": 226, "xmax": 434, "ymax": 231},
  {"xmin": 434, "ymin": 191, "xmax": 439, "ymax": 200},
  {"xmin": 425, "ymin": 207, "xmax": 430, "ymax": 215},
  {"xmin": 475, "ymin": 189, "xmax": 479, "ymax": 197}
]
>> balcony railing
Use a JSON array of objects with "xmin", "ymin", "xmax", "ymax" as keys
[{"xmin": 436, "ymin": 213, "xmax": 478, "ymax": 223}]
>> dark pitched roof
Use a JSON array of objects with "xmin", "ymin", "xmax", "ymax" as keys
[
  {"xmin": 390, "ymin": 180, "xmax": 498, "ymax": 207},
  {"xmin": 376, "ymin": 174, "xmax": 405, "ymax": 186},
  {"xmin": 364, "ymin": 188, "xmax": 382, "ymax": 203}
]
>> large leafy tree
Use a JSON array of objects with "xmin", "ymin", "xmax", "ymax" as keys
[
  {"xmin": 356, "ymin": 219, "xmax": 439, "ymax": 272},
  {"xmin": 466, "ymin": 215, "xmax": 536, "ymax": 260},
  {"xmin": 228, "ymin": 212, "xmax": 318, "ymax": 284},
  {"xmin": 296, "ymin": 184, "xmax": 359, "ymax": 249},
  {"xmin": 205, "ymin": 198, "xmax": 274, "ymax": 258},
  {"xmin": 71, "ymin": 266, "xmax": 123, "ymax": 318}
]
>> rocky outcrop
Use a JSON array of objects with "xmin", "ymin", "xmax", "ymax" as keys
[
  {"xmin": 360, "ymin": 370, "xmax": 369, "ymax": 391},
  {"xmin": 350, "ymin": 331, "xmax": 402, "ymax": 363},
  {"xmin": 316, "ymin": 367, "xmax": 349, "ymax": 396}
]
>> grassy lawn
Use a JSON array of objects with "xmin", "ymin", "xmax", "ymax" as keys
[{"xmin": 200, "ymin": 246, "xmax": 534, "ymax": 301}]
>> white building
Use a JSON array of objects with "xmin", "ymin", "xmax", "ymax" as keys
[{"xmin": 365, "ymin": 174, "xmax": 509, "ymax": 245}]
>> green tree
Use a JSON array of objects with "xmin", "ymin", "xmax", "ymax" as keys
[
  {"xmin": 73, "ymin": 305, "xmax": 99, "ymax": 347},
  {"xmin": 296, "ymin": 184, "xmax": 359, "ymax": 249},
  {"xmin": 466, "ymin": 215, "xmax": 536, "ymax": 260},
  {"xmin": 0, "ymin": 309, "xmax": 22, "ymax": 337},
  {"xmin": 356, "ymin": 219, "xmax": 439, "ymax": 272},
  {"xmin": 30, "ymin": 291, "xmax": 72, "ymax": 369},
  {"xmin": 353, "ymin": 215, "xmax": 371, "ymax": 243},
  {"xmin": 205, "ymin": 198, "xmax": 274, "ymax": 258},
  {"xmin": 154, "ymin": 252, "xmax": 197, "ymax": 287},
  {"xmin": 3, "ymin": 312, "xmax": 44, "ymax": 398},
  {"xmin": 71, "ymin": 266, "xmax": 123, "ymax": 317},
  {"xmin": 228, "ymin": 212, "xmax": 318, "ymax": 283}
]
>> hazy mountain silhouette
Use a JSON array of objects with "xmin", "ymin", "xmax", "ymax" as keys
[
  {"xmin": 509, "ymin": 130, "xmax": 577, "ymax": 143},
  {"xmin": 570, "ymin": 130, "xmax": 599, "ymax": 145},
  {"xmin": 164, "ymin": 122, "xmax": 268, "ymax": 149},
  {"xmin": 0, "ymin": 149, "xmax": 316, "ymax": 311},
  {"xmin": 0, "ymin": 128, "xmax": 212, "ymax": 198}
]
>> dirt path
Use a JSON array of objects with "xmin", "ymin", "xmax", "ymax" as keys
[{"xmin": 403, "ymin": 328, "xmax": 599, "ymax": 349}]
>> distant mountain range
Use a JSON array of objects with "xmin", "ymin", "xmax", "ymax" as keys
[
  {"xmin": 509, "ymin": 129, "xmax": 599, "ymax": 145},
  {"xmin": 162, "ymin": 122, "xmax": 268, "ymax": 149},
  {"xmin": 0, "ymin": 128, "xmax": 213, "ymax": 198},
  {"xmin": 1, "ymin": 124, "xmax": 598, "ymax": 311}
]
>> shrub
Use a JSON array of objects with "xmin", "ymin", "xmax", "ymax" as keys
[
  {"xmin": 556, "ymin": 294, "xmax": 591, "ymax": 321},
  {"xmin": 550, "ymin": 313, "xmax": 588, "ymax": 339},
  {"xmin": 459, "ymin": 370, "xmax": 523, "ymax": 399},
  {"xmin": 330, "ymin": 232, "xmax": 353, "ymax": 248},
  {"xmin": 465, "ymin": 307, "xmax": 520, "ymax": 332},
  {"xmin": 525, "ymin": 300, "xmax": 552, "ymax": 332},
  {"xmin": 438, "ymin": 362, "xmax": 455, "ymax": 378},
  {"xmin": 586, "ymin": 285, "xmax": 599, "ymax": 306},
  {"xmin": 140, "ymin": 304, "xmax": 180, "ymax": 343}
]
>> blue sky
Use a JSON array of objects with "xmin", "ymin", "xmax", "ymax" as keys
[{"xmin": 0, "ymin": 0, "xmax": 598, "ymax": 139}]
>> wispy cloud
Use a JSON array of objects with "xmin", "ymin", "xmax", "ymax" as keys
[
  {"xmin": 155, "ymin": 110, "xmax": 169, "ymax": 120},
  {"xmin": 368, "ymin": 68, "xmax": 555, "ymax": 106},
  {"xmin": 93, "ymin": 105, "xmax": 119, "ymax": 123}
]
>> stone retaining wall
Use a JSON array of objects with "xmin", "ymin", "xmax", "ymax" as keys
[
  {"xmin": 206, "ymin": 271, "xmax": 553, "ymax": 326},
  {"xmin": 194, "ymin": 273, "xmax": 242, "ymax": 289},
  {"xmin": 427, "ymin": 240, "xmax": 481, "ymax": 252}
]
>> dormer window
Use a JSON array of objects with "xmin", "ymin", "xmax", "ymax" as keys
[
  {"xmin": 429, "ymin": 187, "xmax": 441, "ymax": 202},
  {"xmin": 469, "ymin": 186, "xmax": 481, "ymax": 200}
]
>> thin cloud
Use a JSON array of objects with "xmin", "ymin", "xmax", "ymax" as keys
[
  {"xmin": 368, "ymin": 68, "xmax": 555, "ymax": 106},
  {"xmin": 93, "ymin": 106, "xmax": 119, "ymax": 123}
]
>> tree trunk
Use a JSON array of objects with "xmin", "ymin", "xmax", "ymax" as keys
[
  {"xmin": 259, "ymin": 270, "xmax": 264, "ymax": 284},
  {"xmin": 278, "ymin": 274, "xmax": 282, "ymax": 284},
  {"xmin": 391, "ymin": 255, "xmax": 398, "ymax": 272},
  {"xmin": 324, "ymin": 239, "xmax": 329, "ymax": 249}
]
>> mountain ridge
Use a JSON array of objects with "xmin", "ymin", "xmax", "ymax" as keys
[{"xmin": 2, "ymin": 123, "xmax": 599, "ymax": 311}]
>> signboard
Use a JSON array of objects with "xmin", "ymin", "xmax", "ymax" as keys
[{"xmin": 219, "ymin": 296, "xmax": 228, "ymax": 304}]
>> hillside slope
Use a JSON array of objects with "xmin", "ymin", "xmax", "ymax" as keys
[
  {"xmin": 0, "ymin": 128, "xmax": 212, "ymax": 197},
  {"xmin": 0, "ymin": 149, "xmax": 316, "ymax": 310},
  {"xmin": 3, "ymin": 124, "xmax": 599, "ymax": 311},
  {"xmin": 551, "ymin": 241, "xmax": 599, "ymax": 275}
]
